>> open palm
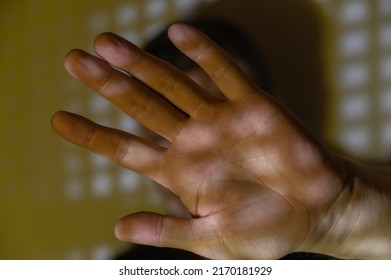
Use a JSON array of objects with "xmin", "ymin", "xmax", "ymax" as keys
[{"xmin": 52, "ymin": 24, "xmax": 346, "ymax": 259}]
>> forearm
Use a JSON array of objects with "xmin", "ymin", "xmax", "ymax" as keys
[{"xmin": 310, "ymin": 157, "xmax": 391, "ymax": 259}]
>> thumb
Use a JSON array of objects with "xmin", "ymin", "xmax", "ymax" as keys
[{"xmin": 114, "ymin": 211, "xmax": 206, "ymax": 255}]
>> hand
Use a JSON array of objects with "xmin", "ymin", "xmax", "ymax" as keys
[{"xmin": 52, "ymin": 24, "xmax": 349, "ymax": 259}]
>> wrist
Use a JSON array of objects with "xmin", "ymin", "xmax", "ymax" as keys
[{"xmin": 306, "ymin": 157, "xmax": 391, "ymax": 259}]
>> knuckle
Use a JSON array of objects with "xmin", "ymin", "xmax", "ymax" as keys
[
  {"xmin": 127, "ymin": 89, "xmax": 153, "ymax": 118},
  {"xmin": 96, "ymin": 69, "xmax": 114, "ymax": 92},
  {"xmin": 159, "ymin": 75, "xmax": 178, "ymax": 98},
  {"xmin": 210, "ymin": 60, "xmax": 234, "ymax": 82},
  {"xmin": 155, "ymin": 215, "xmax": 166, "ymax": 246}
]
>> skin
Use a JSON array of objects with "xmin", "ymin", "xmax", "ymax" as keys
[{"xmin": 52, "ymin": 24, "xmax": 391, "ymax": 259}]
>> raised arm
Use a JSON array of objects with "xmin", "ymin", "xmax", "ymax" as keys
[{"xmin": 52, "ymin": 24, "xmax": 391, "ymax": 259}]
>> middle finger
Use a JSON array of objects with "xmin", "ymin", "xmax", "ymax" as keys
[{"xmin": 93, "ymin": 32, "xmax": 219, "ymax": 118}]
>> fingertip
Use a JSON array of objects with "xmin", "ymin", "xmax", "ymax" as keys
[
  {"xmin": 51, "ymin": 110, "xmax": 69, "ymax": 132},
  {"xmin": 95, "ymin": 31, "xmax": 116, "ymax": 41},
  {"xmin": 63, "ymin": 49, "xmax": 90, "ymax": 78},
  {"xmin": 63, "ymin": 49, "xmax": 75, "ymax": 74},
  {"xmin": 50, "ymin": 111, "xmax": 94, "ymax": 147},
  {"xmin": 51, "ymin": 111, "xmax": 76, "ymax": 144},
  {"xmin": 93, "ymin": 32, "xmax": 118, "ymax": 51},
  {"xmin": 167, "ymin": 23, "xmax": 199, "ymax": 47},
  {"xmin": 167, "ymin": 22, "xmax": 187, "ymax": 34},
  {"xmin": 93, "ymin": 32, "xmax": 141, "ymax": 69},
  {"xmin": 114, "ymin": 219, "xmax": 125, "ymax": 241},
  {"xmin": 114, "ymin": 214, "xmax": 133, "ymax": 242},
  {"xmin": 64, "ymin": 49, "xmax": 83, "ymax": 66},
  {"xmin": 114, "ymin": 212, "xmax": 152, "ymax": 243}
]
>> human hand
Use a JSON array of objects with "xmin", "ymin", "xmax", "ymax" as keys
[{"xmin": 52, "ymin": 24, "xmax": 349, "ymax": 259}]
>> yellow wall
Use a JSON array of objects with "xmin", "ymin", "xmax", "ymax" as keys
[{"xmin": 0, "ymin": 0, "xmax": 390, "ymax": 259}]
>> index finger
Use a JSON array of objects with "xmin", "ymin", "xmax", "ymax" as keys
[{"xmin": 167, "ymin": 24, "xmax": 260, "ymax": 101}]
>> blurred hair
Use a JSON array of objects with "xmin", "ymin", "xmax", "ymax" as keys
[{"xmin": 144, "ymin": 17, "xmax": 271, "ymax": 92}]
